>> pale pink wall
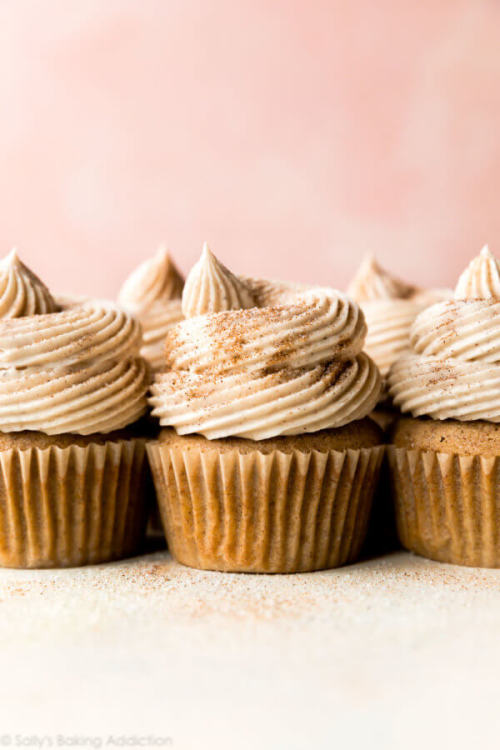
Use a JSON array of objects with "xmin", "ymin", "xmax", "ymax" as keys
[{"xmin": 0, "ymin": 0, "xmax": 499, "ymax": 297}]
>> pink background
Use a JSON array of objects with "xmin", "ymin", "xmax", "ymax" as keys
[{"xmin": 1, "ymin": 0, "xmax": 500, "ymax": 298}]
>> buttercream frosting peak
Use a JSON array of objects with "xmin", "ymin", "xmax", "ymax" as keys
[
  {"xmin": 0, "ymin": 248, "xmax": 58, "ymax": 317},
  {"xmin": 200, "ymin": 240, "xmax": 210, "ymax": 261},
  {"xmin": 181, "ymin": 244, "xmax": 255, "ymax": 318},
  {"xmin": 347, "ymin": 254, "xmax": 417, "ymax": 303},
  {"xmin": 118, "ymin": 245, "xmax": 184, "ymax": 313},
  {"xmin": 455, "ymin": 245, "xmax": 500, "ymax": 300},
  {"xmin": 0, "ymin": 247, "xmax": 19, "ymax": 269}
]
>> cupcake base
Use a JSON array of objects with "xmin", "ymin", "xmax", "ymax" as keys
[
  {"xmin": 0, "ymin": 430, "xmax": 151, "ymax": 568},
  {"xmin": 147, "ymin": 420, "xmax": 384, "ymax": 573},
  {"xmin": 388, "ymin": 417, "xmax": 500, "ymax": 568}
]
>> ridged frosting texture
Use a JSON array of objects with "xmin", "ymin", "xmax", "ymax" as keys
[
  {"xmin": 149, "ymin": 247, "xmax": 382, "ymax": 440},
  {"xmin": 182, "ymin": 242, "xmax": 255, "ymax": 317},
  {"xmin": 118, "ymin": 246, "xmax": 184, "ymax": 369},
  {"xmin": 347, "ymin": 254, "xmax": 450, "ymax": 376},
  {"xmin": 0, "ymin": 252, "xmax": 149, "ymax": 435},
  {"xmin": 347, "ymin": 254, "xmax": 417, "ymax": 302},
  {"xmin": 0, "ymin": 249, "xmax": 59, "ymax": 317},
  {"xmin": 388, "ymin": 246, "xmax": 500, "ymax": 421},
  {"xmin": 118, "ymin": 245, "xmax": 184, "ymax": 312},
  {"xmin": 455, "ymin": 244, "xmax": 500, "ymax": 299}
]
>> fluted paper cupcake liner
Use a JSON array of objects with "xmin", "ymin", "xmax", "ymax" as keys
[
  {"xmin": 0, "ymin": 439, "xmax": 150, "ymax": 568},
  {"xmin": 147, "ymin": 441, "xmax": 384, "ymax": 573},
  {"xmin": 388, "ymin": 446, "xmax": 500, "ymax": 567}
]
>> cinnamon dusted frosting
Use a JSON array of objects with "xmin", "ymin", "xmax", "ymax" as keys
[
  {"xmin": 182, "ymin": 243, "xmax": 255, "ymax": 317},
  {"xmin": 0, "ymin": 251, "xmax": 149, "ymax": 435},
  {"xmin": 149, "ymin": 247, "xmax": 382, "ymax": 440},
  {"xmin": 388, "ymin": 246, "xmax": 500, "ymax": 421},
  {"xmin": 118, "ymin": 246, "xmax": 184, "ymax": 369},
  {"xmin": 347, "ymin": 255, "xmax": 449, "ymax": 376},
  {"xmin": 0, "ymin": 249, "xmax": 59, "ymax": 316}
]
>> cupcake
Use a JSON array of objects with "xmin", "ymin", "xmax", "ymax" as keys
[
  {"xmin": 0, "ymin": 249, "xmax": 151, "ymax": 568},
  {"xmin": 147, "ymin": 245, "xmax": 384, "ymax": 573},
  {"xmin": 118, "ymin": 246, "xmax": 184, "ymax": 371},
  {"xmin": 346, "ymin": 255, "xmax": 449, "ymax": 554},
  {"xmin": 387, "ymin": 246, "xmax": 500, "ymax": 567}
]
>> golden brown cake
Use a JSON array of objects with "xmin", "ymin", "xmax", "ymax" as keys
[
  {"xmin": 387, "ymin": 246, "xmax": 500, "ymax": 568},
  {"xmin": 147, "ymin": 245, "xmax": 385, "ymax": 573},
  {"xmin": 148, "ymin": 421, "xmax": 383, "ymax": 573},
  {"xmin": 0, "ymin": 250, "xmax": 151, "ymax": 568}
]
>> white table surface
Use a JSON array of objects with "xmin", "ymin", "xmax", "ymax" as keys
[{"xmin": 1, "ymin": 547, "xmax": 500, "ymax": 750}]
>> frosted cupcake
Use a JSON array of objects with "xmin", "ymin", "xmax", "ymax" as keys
[
  {"xmin": 147, "ymin": 246, "xmax": 384, "ymax": 573},
  {"xmin": 0, "ymin": 250, "xmax": 151, "ymax": 568},
  {"xmin": 387, "ymin": 246, "xmax": 500, "ymax": 567},
  {"xmin": 347, "ymin": 256, "xmax": 450, "ymax": 550},
  {"xmin": 118, "ymin": 246, "xmax": 184, "ymax": 370},
  {"xmin": 347, "ymin": 254, "xmax": 449, "ymax": 380}
]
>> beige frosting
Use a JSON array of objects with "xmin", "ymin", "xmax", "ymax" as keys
[
  {"xmin": 0, "ymin": 303, "xmax": 141, "ymax": 369},
  {"xmin": 0, "ymin": 253, "xmax": 149, "ymax": 435},
  {"xmin": 168, "ymin": 289, "xmax": 366, "ymax": 374},
  {"xmin": 139, "ymin": 300, "xmax": 184, "ymax": 370},
  {"xmin": 118, "ymin": 246, "xmax": 184, "ymax": 369},
  {"xmin": 182, "ymin": 243, "xmax": 255, "ymax": 317},
  {"xmin": 0, "ymin": 249, "xmax": 59, "ymax": 317},
  {"xmin": 149, "ymin": 248, "xmax": 381, "ymax": 440},
  {"xmin": 347, "ymin": 254, "xmax": 450, "ymax": 376},
  {"xmin": 388, "ymin": 247, "xmax": 500, "ymax": 422},
  {"xmin": 359, "ymin": 299, "xmax": 429, "ymax": 377},
  {"xmin": 455, "ymin": 244, "xmax": 500, "ymax": 300},
  {"xmin": 118, "ymin": 245, "xmax": 183, "ymax": 312},
  {"xmin": 347, "ymin": 254, "xmax": 417, "ymax": 302}
]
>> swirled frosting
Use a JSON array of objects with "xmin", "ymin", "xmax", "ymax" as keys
[
  {"xmin": 347, "ymin": 254, "xmax": 450, "ymax": 376},
  {"xmin": 149, "ymin": 248, "xmax": 381, "ymax": 440},
  {"xmin": 455, "ymin": 244, "xmax": 500, "ymax": 299},
  {"xmin": 118, "ymin": 245, "xmax": 183, "ymax": 312},
  {"xmin": 0, "ymin": 249, "xmax": 59, "ymax": 317},
  {"xmin": 347, "ymin": 254, "xmax": 417, "ymax": 302},
  {"xmin": 182, "ymin": 242, "xmax": 255, "ymax": 317},
  {"xmin": 388, "ymin": 246, "xmax": 500, "ymax": 421},
  {"xmin": 118, "ymin": 246, "xmax": 184, "ymax": 369},
  {"xmin": 0, "ymin": 253, "xmax": 149, "ymax": 435}
]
